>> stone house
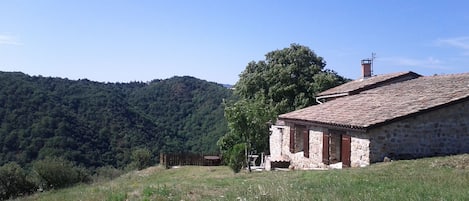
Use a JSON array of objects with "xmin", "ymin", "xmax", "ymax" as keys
[{"xmin": 266, "ymin": 65, "xmax": 469, "ymax": 169}]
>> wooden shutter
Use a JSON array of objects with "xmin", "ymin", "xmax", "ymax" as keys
[
  {"xmin": 289, "ymin": 126, "xmax": 295, "ymax": 153},
  {"xmin": 341, "ymin": 134, "xmax": 351, "ymax": 168},
  {"xmin": 322, "ymin": 133, "xmax": 330, "ymax": 165},
  {"xmin": 303, "ymin": 128, "xmax": 309, "ymax": 158}
]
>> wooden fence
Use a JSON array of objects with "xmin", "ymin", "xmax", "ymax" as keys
[{"xmin": 159, "ymin": 153, "xmax": 222, "ymax": 168}]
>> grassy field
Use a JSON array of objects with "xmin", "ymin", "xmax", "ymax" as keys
[{"xmin": 13, "ymin": 154, "xmax": 469, "ymax": 201}]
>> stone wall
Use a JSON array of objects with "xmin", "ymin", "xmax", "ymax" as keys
[
  {"xmin": 349, "ymin": 131, "xmax": 370, "ymax": 167},
  {"xmin": 268, "ymin": 125, "xmax": 326, "ymax": 169},
  {"xmin": 309, "ymin": 128, "xmax": 324, "ymax": 166},
  {"xmin": 368, "ymin": 100, "xmax": 469, "ymax": 163},
  {"xmin": 269, "ymin": 124, "xmax": 371, "ymax": 169},
  {"xmin": 269, "ymin": 125, "xmax": 287, "ymax": 160}
]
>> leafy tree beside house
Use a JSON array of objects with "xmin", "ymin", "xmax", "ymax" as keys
[
  {"xmin": 219, "ymin": 44, "xmax": 349, "ymax": 172},
  {"xmin": 221, "ymin": 99, "xmax": 274, "ymax": 172}
]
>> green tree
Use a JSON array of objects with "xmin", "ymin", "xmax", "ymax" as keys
[
  {"xmin": 222, "ymin": 99, "xmax": 274, "ymax": 172},
  {"xmin": 235, "ymin": 43, "xmax": 348, "ymax": 114}
]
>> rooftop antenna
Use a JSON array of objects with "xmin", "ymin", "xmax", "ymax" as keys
[{"xmin": 371, "ymin": 52, "xmax": 376, "ymax": 76}]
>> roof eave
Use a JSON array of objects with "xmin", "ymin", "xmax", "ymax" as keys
[{"xmin": 277, "ymin": 117, "xmax": 368, "ymax": 132}]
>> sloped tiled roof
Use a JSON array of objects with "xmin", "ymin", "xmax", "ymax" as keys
[
  {"xmin": 280, "ymin": 73, "xmax": 469, "ymax": 130},
  {"xmin": 317, "ymin": 71, "xmax": 421, "ymax": 97}
]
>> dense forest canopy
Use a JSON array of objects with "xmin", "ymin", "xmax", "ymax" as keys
[{"xmin": 0, "ymin": 71, "xmax": 232, "ymax": 169}]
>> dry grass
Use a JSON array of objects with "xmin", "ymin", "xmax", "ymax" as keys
[{"xmin": 430, "ymin": 154, "xmax": 469, "ymax": 169}]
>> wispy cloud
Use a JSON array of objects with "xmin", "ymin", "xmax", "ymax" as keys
[
  {"xmin": 436, "ymin": 36, "xmax": 469, "ymax": 55},
  {"xmin": 379, "ymin": 56, "xmax": 447, "ymax": 70},
  {"xmin": 0, "ymin": 34, "xmax": 22, "ymax": 46}
]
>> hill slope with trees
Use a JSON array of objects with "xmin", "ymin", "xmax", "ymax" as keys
[{"xmin": 0, "ymin": 72, "xmax": 232, "ymax": 169}]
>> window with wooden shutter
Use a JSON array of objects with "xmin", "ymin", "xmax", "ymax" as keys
[
  {"xmin": 322, "ymin": 133, "xmax": 330, "ymax": 165},
  {"xmin": 303, "ymin": 128, "xmax": 309, "ymax": 158},
  {"xmin": 290, "ymin": 125, "xmax": 307, "ymax": 154},
  {"xmin": 341, "ymin": 134, "xmax": 351, "ymax": 168}
]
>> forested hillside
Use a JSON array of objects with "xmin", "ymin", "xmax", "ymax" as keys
[{"xmin": 0, "ymin": 71, "xmax": 232, "ymax": 169}]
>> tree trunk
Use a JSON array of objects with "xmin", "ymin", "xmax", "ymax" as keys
[{"xmin": 246, "ymin": 142, "xmax": 251, "ymax": 172}]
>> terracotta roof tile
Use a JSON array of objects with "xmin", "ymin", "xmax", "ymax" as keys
[
  {"xmin": 317, "ymin": 71, "xmax": 421, "ymax": 97},
  {"xmin": 280, "ymin": 73, "xmax": 469, "ymax": 129}
]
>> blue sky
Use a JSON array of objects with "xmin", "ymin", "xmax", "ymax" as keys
[{"xmin": 1, "ymin": 1, "xmax": 468, "ymax": 84}]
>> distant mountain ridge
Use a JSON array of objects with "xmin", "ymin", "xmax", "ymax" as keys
[
  {"xmin": 221, "ymin": 84, "xmax": 234, "ymax": 89},
  {"xmin": 0, "ymin": 71, "xmax": 232, "ymax": 169}
]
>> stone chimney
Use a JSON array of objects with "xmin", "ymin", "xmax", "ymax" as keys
[{"xmin": 361, "ymin": 59, "xmax": 372, "ymax": 78}]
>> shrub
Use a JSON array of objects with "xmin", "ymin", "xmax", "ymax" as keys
[
  {"xmin": 227, "ymin": 143, "xmax": 246, "ymax": 173},
  {"xmin": 32, "ymin": 157, "xmax": 90, "ymax": 190},
  {"xmin": 130, "ymin": 148, "xmax": 153, "ymax": 170},
  {"xmin": 93, "ymin": 166, "xmax": 125, "ymax": 182},
  {"xmin": 0, "ymin": 162, "xmax": 37, "ymax": 200}
]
